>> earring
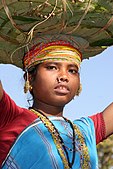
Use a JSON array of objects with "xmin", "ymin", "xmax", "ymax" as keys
[
  {"xmin": 24, "ymin": 71, "xmax": 33, "ymax": 93},
  {"xmin": 76, "ymin": 84, "xmax": 82, "ymax": 96}
]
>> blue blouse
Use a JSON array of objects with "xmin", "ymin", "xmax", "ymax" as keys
[{"xmin": 2, "ymin": 117, "xmax": 98, "ymax": 169}]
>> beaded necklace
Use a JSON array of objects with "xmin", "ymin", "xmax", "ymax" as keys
[{"xmin": 30, "ymin": 109, "xmax": 90, "ymax": 169}]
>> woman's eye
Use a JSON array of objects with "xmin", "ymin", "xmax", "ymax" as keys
[
  {"xmin": 47, "ymin": 65, "xmax": 57, "ymax": 70},
  {"xmin": 69, "ymin": 69, "xmax": 78, "ymax": 74}
]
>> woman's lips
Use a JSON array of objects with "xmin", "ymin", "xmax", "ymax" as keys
[{"xmin": 54, "ymin": 85, "xmax": 70, "ymax": 95}]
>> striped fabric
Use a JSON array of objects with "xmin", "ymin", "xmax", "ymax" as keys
[
  {"xmin": 2, "ymin": 117, "xmax": 98, "ymax": 169},
  {"xmin": 23, "ymin": 41, "xmax": 82, "ymax": 70}
]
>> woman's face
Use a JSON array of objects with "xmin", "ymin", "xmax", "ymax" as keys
[{"xmin": 31, "ymin": 61, "xmax": 80, "ymax": 107}]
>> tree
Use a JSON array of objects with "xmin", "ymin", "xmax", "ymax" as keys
[{"xmin": 97, "ymin": 135, "xmax": 113, "ymax": 169}]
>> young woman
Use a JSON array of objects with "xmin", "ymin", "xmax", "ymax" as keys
[{"xmin": 0, "ymin": 39, "xmax": 113, "ymax": 169}]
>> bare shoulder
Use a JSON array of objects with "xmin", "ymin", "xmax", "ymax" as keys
[{"xmin": 0, "ymin": 81, "xmax": 3, "ymax": 101}]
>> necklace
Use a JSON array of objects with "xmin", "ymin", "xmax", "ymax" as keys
[{"xmin": 30, "ymin": 109, "xmax": 90, "ymax": 169}]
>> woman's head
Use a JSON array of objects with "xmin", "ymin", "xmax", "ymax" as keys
[
  {"xmin": 28, "ymin": 60, "xmax": 80, "ymax": 108},
  {"xmin": 23, "ymin": 39, "xmax": 82, "ymax": 107}
]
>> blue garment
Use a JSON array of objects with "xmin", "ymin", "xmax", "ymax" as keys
[{"xmin": 2, "ymin": 117, "xmax": 98, "ymax": 169}]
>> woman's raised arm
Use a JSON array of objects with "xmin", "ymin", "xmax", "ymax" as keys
[
  {"xmin": 103, "ymin": 103, "xmax": 113, "ymax": 137},
  {"xmin": 0, "ymin": 81, "xmax": 3, "ymax": 101}
]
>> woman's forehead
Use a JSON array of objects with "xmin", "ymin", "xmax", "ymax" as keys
[{"xmin": 40, "ymin": 60, "xmax": 79, "ymax": 68}]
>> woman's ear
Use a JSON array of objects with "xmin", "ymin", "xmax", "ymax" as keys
[
  {"xmin": 76, "ymin": 84, "xmax": 82, "ymax": 96},
  {"xmin": 28, "ymin": 73, "xmax": 33, "ymax": 84},
  {"xmin": 24, "ymin": 66, "xmax": 38, "ymax": 93}
]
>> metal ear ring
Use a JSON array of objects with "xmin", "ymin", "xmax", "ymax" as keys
[
  {"xmin": 76, "ymin": 84, "xmax": 82, "ymax": 96},
  {"xmin": 24, "ymin": 71, "xmax": 32, "ymax": 93},
  {"xmin": 29, "ymin": 85, "xmax": 33, "ymax": 92}
]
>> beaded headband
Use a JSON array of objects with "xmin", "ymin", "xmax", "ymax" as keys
[{"xmin": 23, "ymin": 40, "xmax": 82, "ymax": 71}]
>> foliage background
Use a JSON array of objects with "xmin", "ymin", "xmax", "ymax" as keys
[{"xmin": 97, "ymin": 135, "xmax": 113, "ymax": 169}]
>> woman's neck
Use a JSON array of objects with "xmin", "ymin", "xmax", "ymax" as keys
[{"xmin": 32, "ymin": 101, "xmax": 64, "ymax": 117}]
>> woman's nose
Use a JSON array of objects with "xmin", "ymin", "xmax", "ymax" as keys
[{"xmin": 57, "ymin": 72, "xmax": 69, "ymax": 83}]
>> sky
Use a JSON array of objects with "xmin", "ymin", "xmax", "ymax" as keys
[{"xmin": 0, "ymin": 46, "xmax": 113, "ymax": 120}]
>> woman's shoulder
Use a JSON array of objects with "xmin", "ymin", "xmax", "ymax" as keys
[
  {"xmin": 73, "ymin": 116, "xmax": 94, "ymax": 127},
  {"xmin": 73, "ymin": 117, "xmax": 95, "ymax": 139}
]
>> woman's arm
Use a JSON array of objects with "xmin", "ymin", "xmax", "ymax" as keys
[
  {"xmin": 0, "ymin": 81, "xmax": 22, "ymax": 128},
  {"xmin": 90, "ymin": 103, "xmax": 113, "ymax": 144},
  {"xmin": 0, "ymin": 81, "xmax": 3, "ymax": 101},
  {"xmin": 103, "ymin": 103, "xmax": 113, "ymax": 137}
]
